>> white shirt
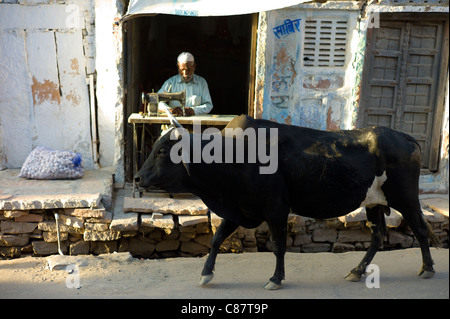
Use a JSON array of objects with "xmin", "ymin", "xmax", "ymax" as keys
[{"xmin": 157, "ymin": 74, "xmax": 213, "ymax": 115}]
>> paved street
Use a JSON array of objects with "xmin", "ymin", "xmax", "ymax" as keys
[{"xmin": 0, "ymin": 248, "xmax": 447, "ymax": 299}]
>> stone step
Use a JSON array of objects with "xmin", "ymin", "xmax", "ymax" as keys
[
  {"xmin": 0, "ymin": 168, "xmax": 114, "ymax": 210},
  {"xmin": 123, "ymin": 196, "xmax": 208, "ymax": 216},
  {"xmin": 421, "ymin": 197, "xmax": 449, "ymax": 218}
]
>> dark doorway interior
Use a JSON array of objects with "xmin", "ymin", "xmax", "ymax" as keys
[
  {"xmin": 124, "ymin": 14, "xmax": 256, "ymax": 181},
  {"xmin": 129, "ymin": 14, "xmax": 255, "ymax": 115}
]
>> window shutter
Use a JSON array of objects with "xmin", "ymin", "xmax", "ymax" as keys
[{"xmin": 303, "ymin": 18, "xmax": 348, "ymax": 67}]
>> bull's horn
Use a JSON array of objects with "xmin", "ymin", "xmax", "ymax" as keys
[{"xmin": 164, "ymin": 107, "xmax": 182, "ymax": 128}]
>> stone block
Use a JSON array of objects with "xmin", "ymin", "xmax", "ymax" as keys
[
  {"xmin": 38, "ymin": 220, "xmax": 84, "ymax": 234},
  {"xmin": 3, "ymin": 210, "xmax": 29, "ymax": 218},
  {"xmin": 1, "ymin": 221, "xmax": 37, "ymax": 234},
  {"xmin": 69, "ymin": 240, "xmax": 90, "ymax": 255},
  {"xmin": 388, "ymin": 230, "xmax": 413, "ymax": 248},
  {"xmin": 422, "ymin": 197, "xmax": 449, "ymax": 217},
  {"xmin": 179, "ymin": 231, "xmax": 196, "ymax": 242},
  {"xmin": 155, "ymin": 240, "xmax": 180, "ymax": 252},
  {"xmin": 0, "ymin": 234, "xmax": 29, "ymax": 247},
  {"xmin": 84, "ymin": 229, "xmax": 121, "ymax": 241},
  {"xmin": 210, "ymin": 212, "xmax": 223, "ymax": 233},
  {"xmin": 338, "ymin": 207, "xmax": 366, "ymax": 226},
  {"xmin": 422, "ymin": 208, "xmax": 447, "ymax": 223},
  {"xmin": 14, "ymin": 214, "xmax": 44, "ymax": 223},
  {"xmin": 193, "ymin": 233, "xmax": 213, "ymax": 248},
  {"xmin": 337, "ymin": 229, "xmax": 372, "ymax": 243},
  {"xmin": 110, "ymin": 210, "xmax": 138, "ymax": 232},
  {"xmin": 293, "ymin": 233, "xmax": 311, "ymax": 246},
  {"xmin": 180, "ymin": 240, "xmax": 209, "ymax": 255},
  {"xmin": 127, "ymin": 237, "xmax": 155, "ymax": 256},
  {"xmin": 0, "ymin": 246, "xmax": 21, "ymax": 258},
  {"xmin": 90, "ymin": 241, "xmax": 117, "ymax": 254},
  {"xmin": 178, "ymin": 215, "xmax": 209, "ymax": 227},
  {"xmin": 141, "ymin": 214, "xmax": 175, "ymax": 230},
  {"xmin": 332, "ymin": 242, "xmax": 355, "ymax": 253},
  {"xmin": 85, "ymin": 222, "xmax": 109, "ymax": 231},
  {"xmin": 59, "ymin": 214, "xmax": 84, "ymax": 228},
  {"xmin": 86, "ymin": 211, "xmax": 113, "ymax": 223},
  {"xmin": 0, "ymin": 193, "xmax": 101, "ymax": 211},
  {"xmin": 62, "ymin": 206, "xmax": 106, "ymax": 218},
  {"xmin": 312, "ymin": 229, "xmax": 338, "ymax": 242},
  {"xmin": 32, "ymin": 241, "xmax": 68, "ymax": 256},
  {"xmin": 221, "ymin": 237, "xmax": 243, "ymax": 253},
  {"xmin": 241, "ymin": 228, "xmax": 257, "ymax": 247},
  {"xmin": 195, "ymin": 222, "xmax": 211, "ymax": 234},
  {"xmin": 288, "ymin": 214, "xmax": 306, "ymax": 232},
  {"xmin": 123, "ymin": 197, "xmax": 208, "ymax": 215},
  {"xmin": 43, "ymin": 231, "xmax": 69, "ymax": 243}
]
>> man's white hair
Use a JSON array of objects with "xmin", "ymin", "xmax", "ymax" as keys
[{"xmin": 177, "ymin": 52, "xmax": 195, "ymax": 64}]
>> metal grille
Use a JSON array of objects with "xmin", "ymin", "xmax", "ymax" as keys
[{"xmin": 303, "ymin": 18, "xmax": 348, "ymax": 67}]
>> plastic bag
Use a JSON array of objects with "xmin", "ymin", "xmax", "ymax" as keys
[{"xmin": 19, "ymin": 146, "xmax": 84, "ymax": 180}]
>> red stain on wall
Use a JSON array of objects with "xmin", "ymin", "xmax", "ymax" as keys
[
  {"xmin": 70, "ymin": 58, "xmax": 80, "ymax": 76},
  {"xmin": 31, "ymin": 76, "xmax": 60, "ymax": 105},
  {"xmin": 326, "ymin": 107, "xmax": 340, "ymax": 131}
]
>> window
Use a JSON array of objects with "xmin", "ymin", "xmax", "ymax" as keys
[{"xmin": 303, "ymin": 18, "xmax": 348, "ymax": 67}]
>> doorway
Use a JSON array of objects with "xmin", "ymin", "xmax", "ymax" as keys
[{"xmin": 123, "ymin": 13, "xmax": 258, "ymax": 180}]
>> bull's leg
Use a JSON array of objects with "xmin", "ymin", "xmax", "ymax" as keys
[
  {"xmin": 399, "ymin": 203, "xmax": 436, "ymax": 279},
  {"xmin": 345, "ymin": 205, "xmax": 387, "ymax": 282},
  {"xmin": 264, "ymin": 217, "xmax": 288, "ymax": 290},
  {"xmin": 199, "ymin": 219, "xmax": 238, "ymax": 286}
]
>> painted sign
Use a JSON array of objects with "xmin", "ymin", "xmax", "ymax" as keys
[{"xmin": 273, "ymin": 18, "xmax": 301, "ymax": 39}]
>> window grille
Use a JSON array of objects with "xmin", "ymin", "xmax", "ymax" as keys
[{"xmin": 303, "ymin": 19, "xmax": 348, "ymax": 67}]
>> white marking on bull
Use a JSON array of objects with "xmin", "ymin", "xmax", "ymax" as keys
[{"xmin": 360, "ymin": 171, "xmax": 388, "ymax": 208}]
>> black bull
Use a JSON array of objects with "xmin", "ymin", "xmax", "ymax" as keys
[{"xmin": 135, "ymin": 114, "xmax": 440, "ymax": 290}]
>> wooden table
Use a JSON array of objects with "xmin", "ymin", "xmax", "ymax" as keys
[{"xmin": 128, "ymin": 113, "xmax": 237, "ymax": 177}]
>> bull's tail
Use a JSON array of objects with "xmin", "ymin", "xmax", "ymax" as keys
[{"xmin": 426, "ymin": 220, "xmax": 442, "ymax": 248}]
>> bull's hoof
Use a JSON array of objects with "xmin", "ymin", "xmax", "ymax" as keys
[
  {"xmin": 264, "ymin": 280, "xmax": 282, "ymax": 290},
  {"xmin": 418, "ymin": 269, "xmax": 435, "ymax": 279},
  {"xmin": 344, "ymin": 271, "xmax": 361, "ymax": 282},
  {"xmin": 199, "ymin": 274, "xmax": 214, "ymax": 286}
]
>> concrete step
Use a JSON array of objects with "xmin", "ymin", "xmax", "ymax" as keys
[{"xmin": 0, "ymin": 168, "xmax": 114, "ymax": 210}]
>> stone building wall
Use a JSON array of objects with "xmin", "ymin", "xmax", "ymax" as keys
[{"xmin": 1, "ymin": 196, "xmax": 447, "ymax": 259}]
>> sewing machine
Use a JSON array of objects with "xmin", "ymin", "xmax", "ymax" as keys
[{"xmin": 141, "ymin": 90, "xmax": 186, "ymax": 117}]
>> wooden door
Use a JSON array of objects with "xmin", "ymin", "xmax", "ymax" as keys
[{"xmin": 359, "ymin": 16, "xmax": 448, "ymax": 171}]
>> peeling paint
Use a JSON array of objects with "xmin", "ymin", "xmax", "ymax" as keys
[
  {"xmin": 327, "ymin": 107, "xmax": 340, "ymax": 130},
  {"xmin": 284, "ymin": 114, "xmax": 292, "ymax": 125},
  {"xmin": 303, "ymin": 75, "xmax": 344, "ymax": 91},
  {"xmin": 65, "ymin": 89, "xmax": 81, "ymax": 105},
  {"xmin": 31, "ymin": 76, "xmax": 60, "ymax": 105},
  {"xmin": 70, "ymin": 58, "xmax": 80, "ymax": 76}
]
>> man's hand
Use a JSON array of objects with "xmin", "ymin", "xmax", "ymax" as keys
[
  {"xmin": 170, "ymin": 107, "xmax": 183, "ymax": 116},
  {"xmin": 171, "ymin": 107, "xmax": 195, "ymax": 117},
  {"xmin": 185, "ymin": 107, "xmax": 195, "ymax": 116}
]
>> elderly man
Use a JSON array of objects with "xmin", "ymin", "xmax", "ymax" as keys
[{"xmin": 158, "ymin": 52, "xmax": 213, "ymax": 116}]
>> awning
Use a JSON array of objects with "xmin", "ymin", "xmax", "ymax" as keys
[{"xmin": 121, "ymin": 0, "xmax": 312, "ymax": 22}]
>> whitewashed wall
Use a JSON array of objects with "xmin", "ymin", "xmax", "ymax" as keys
[{"xmin": 0, "ymin": 0, "xmax": 95, "ymax": 170}]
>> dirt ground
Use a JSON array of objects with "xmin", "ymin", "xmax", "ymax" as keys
[{"xmin": 0, "ymin": 248, "xmax": 448, "ymax": 299}]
